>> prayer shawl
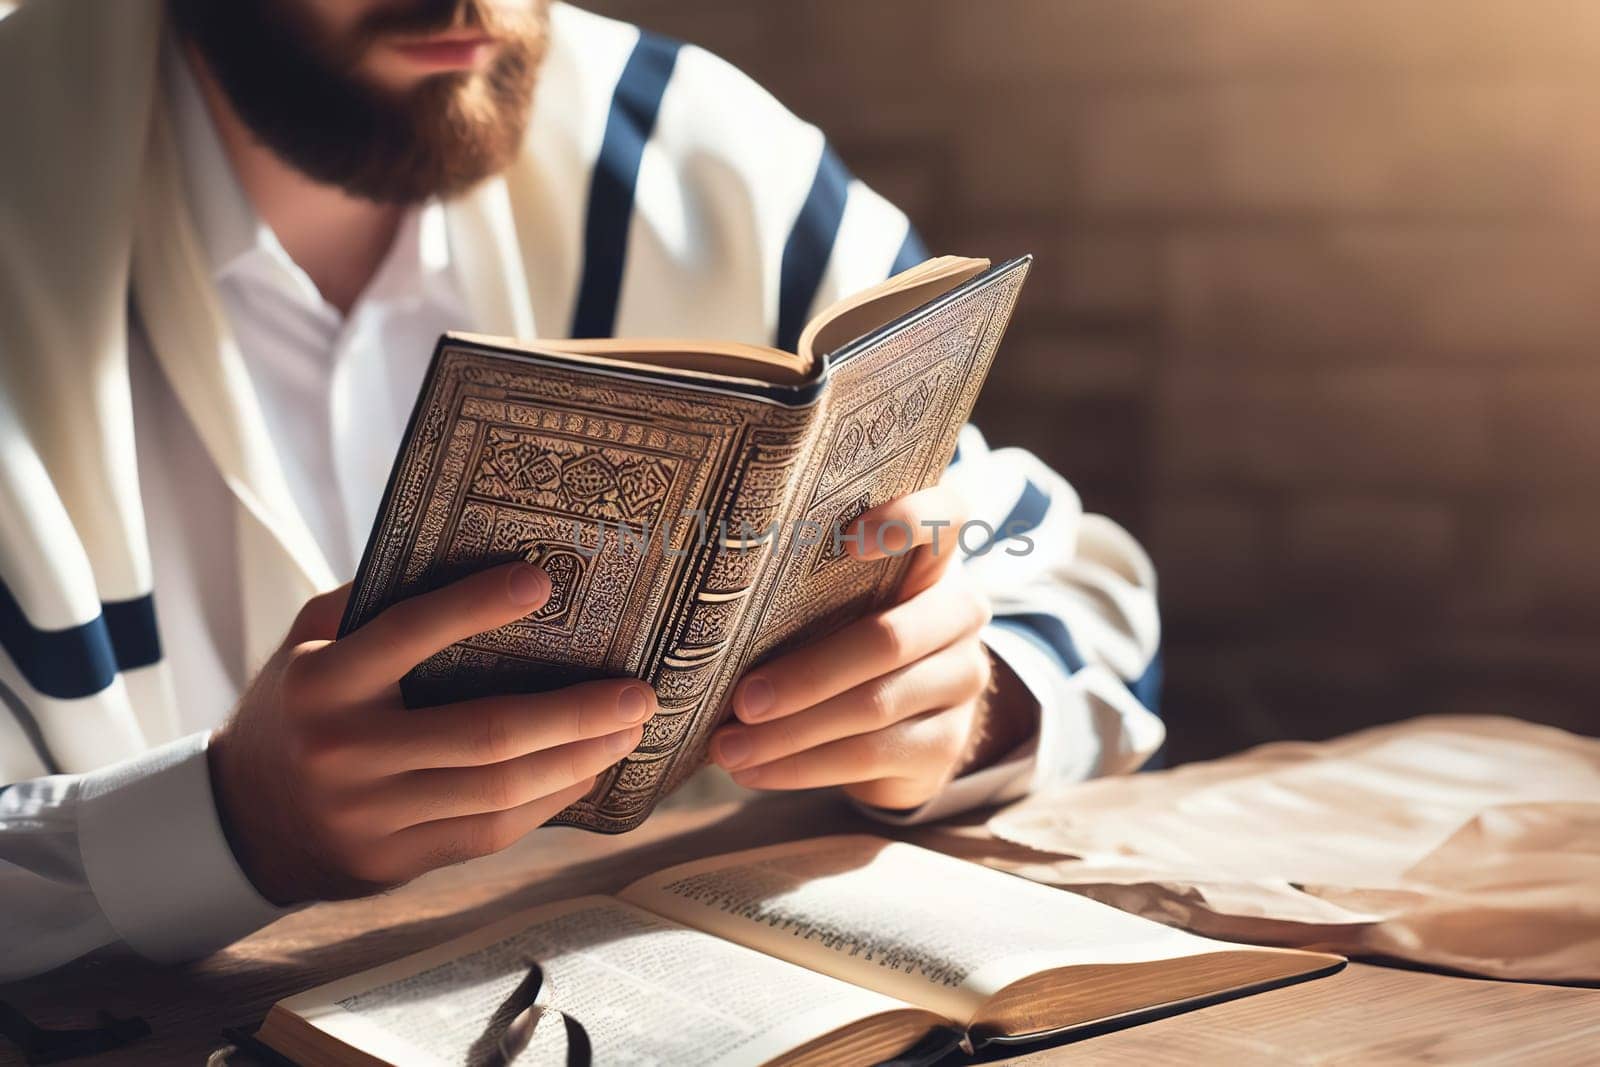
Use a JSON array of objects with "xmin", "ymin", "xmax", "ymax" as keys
[{"xmin": 0, "ymin": 0, "xmax": 1160, "ymax": 782}]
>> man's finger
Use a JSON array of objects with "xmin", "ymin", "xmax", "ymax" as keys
[
  {"xmin": 346, "ymin": 679, "xmax": 657, "ymax": 772},
  {"xmin": 380, "ymin": 726, "xmax": 642, "ymax": 826},
  {"xmin": 310, "ymin": 562, "xmax": 551, "ymax": 700},
  {"xmin": 377, "ymin": 776, "xmax": 598, "ymax": 882},
  {"xmin": 731, "ymin": 566, "xmax": 989, "ymax": 724},
  {"xmin": 728, "ymin": 710, "xmax": 963, "ymax": 792},
  {"xmin": 711, "ymin": 641, "xmax": 985, "ymax": 771},
  {"xmin": 844, "ymin": 483, "xmax": 969, "ymax": 563}
]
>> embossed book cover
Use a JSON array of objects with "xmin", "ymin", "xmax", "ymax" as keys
[{"xmin": 340, "ymin": 255, "xmax": 1031, "ymax": 832}]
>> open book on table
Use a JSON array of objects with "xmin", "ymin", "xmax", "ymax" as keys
[{"xmin": 258, "ymin": 835, "xmax": 1344, "ymax": 1066}]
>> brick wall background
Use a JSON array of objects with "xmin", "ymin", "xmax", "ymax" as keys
[{"xmin": 590, "ymin": 0, "xmax": 1600, "ymax": 762}]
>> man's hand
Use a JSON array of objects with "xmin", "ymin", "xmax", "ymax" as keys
[
  {"xmin": 710, "ymin": 485, "xmax": 1036, "ymax": 811},
  {"xmin": 208, "ymin": 562, "xmax": 656, "ymax": 905}
]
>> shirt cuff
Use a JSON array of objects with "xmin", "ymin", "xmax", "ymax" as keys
[{"xmin": 75, "ymin": 730, "xmax": 293, "ymax": 963}]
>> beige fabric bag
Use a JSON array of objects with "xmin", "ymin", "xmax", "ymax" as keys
[{"xmin": 934, "ymin": 716, "xmax": 1600, "ymax": 982}]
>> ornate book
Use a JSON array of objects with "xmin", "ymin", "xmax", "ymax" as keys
[{"xmin": 340, "ymin": 255, "xmax": 1031, "ymax": 832}]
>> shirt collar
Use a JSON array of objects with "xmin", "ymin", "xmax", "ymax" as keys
[{"xmin": 162, "ymin": 36, "xmax": 456, "ymax": 312}]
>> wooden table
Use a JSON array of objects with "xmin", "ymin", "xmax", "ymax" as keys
[{"xmin": 3, "ymin": 790, "xmax": 1595, "ymax": 1065}]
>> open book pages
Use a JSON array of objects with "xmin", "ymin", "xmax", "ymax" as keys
[
  {"xmin": 452, "ymin": 255, "xmax": 991, "ymax": 386},
  {"xmin": 262, "ymin": 896, "xmax": 940, "ymax": 1067},
  {"xmin": 260, "ymin": 837, "xmax": 1342, "ymax": 1066},
  {"xmin": 621, "ymin": 836, "xmax": 1343, "ymax": 1039}
]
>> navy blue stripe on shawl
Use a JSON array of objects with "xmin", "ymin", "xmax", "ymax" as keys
[
  {"xmin": 963, "ymin": 476, "xmax": 1051, "ymax": 557},
  {"xmin": 1131, "ymin": 644, "xmax": 1165, "ymax": 768},
  {"xmin": 104, "ymin": 596, "xmax": 161, "ymax": 673},
  {"xmin": 985, "ymin": 617, "xmax": 1164, "ymax": 767},
  {"xmin": 776, "ymin": 143, "xmax": 852, "ymax": 352},
  {"xmin": 989, "ymin": 612, "xmax": 1087, "ymax": 677},
  {"xmin": 1129, "ymin": 643, "xmax": 1163, "ymax": 717},
  {"xmin": 989, "ymin": 612, "xmax": 1163, "ymax": 719},
  {"xmin": 570, "ymin": 32, "xmax": 682, "ymax": 339},
  {"xmin": 0, "ymin": 581, "xmax": 161, "ymax": 701},
  {"xmin": 890, "ymin": 225, "xmax": 929, "ymax": 277}
]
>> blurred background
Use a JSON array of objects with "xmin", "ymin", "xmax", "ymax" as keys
[{"xmin": 590, "ymin": 0, "xmax": 1600, "ymax": 763}]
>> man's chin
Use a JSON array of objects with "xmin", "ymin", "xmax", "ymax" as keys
[{"xmin": 171, "ymin": 0, "xmax": 546, "ymax": 204}]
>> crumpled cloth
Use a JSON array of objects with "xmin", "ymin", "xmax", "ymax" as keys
[{"xmin": 959, "ymin": 716, "xmax": 1600, "ymax": 982}]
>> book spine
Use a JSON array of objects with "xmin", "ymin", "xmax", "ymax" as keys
[{"xmin": 585, "ymin": 399, "xmax": 822, "ymax": 825}]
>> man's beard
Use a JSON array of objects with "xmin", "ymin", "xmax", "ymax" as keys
[{"xmin": 169, "ymin": 0, "xmax": 548, "ymax": 204}]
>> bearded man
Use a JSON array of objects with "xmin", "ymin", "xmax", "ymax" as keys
[{"xmin": 0, "ymin": 0, "xmax": 1163, "ymax": 980}]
